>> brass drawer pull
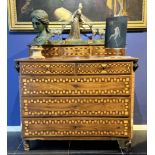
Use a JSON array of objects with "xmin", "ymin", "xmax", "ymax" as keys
[
  {"xmin": 101, "ymin": 64, "xmax": 107, "ymax": 68},
  {"xmin": 101, "ymin": 64, "xmax": 107, "ymax": 73},
  {"xmin": 45, "ymin": 66, "xmax": 53, "ymax": 73}
]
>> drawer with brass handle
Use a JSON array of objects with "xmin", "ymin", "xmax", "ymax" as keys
[
  {"xmin": 77, "ymin": 62, "xmax": 132, "ymax": 75},
  {"xmin": 20, "ymin": 63, "xmax": 75, "ymax": 75},
  {"xmin": 20, "ymin": 62, "xmax": 132, "ymax": 75}
]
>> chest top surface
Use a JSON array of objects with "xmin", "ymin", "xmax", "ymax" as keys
[{"xmin": 16, "ymin": 56, "xmax": 138, "ymax": 63}]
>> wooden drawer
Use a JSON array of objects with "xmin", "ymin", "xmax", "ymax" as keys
[
  {"xmin": 23, "ymin": 118, "xmax": 130, "ymax": 138},
  {"xmin": 77, "ymin": 62, "xmax": 132, "ymax": 75},
  {"xmin": 20, "ymin": 63, "xmax": 75, "ymax": 75},
  {"xmin": 20, "ymin": 62, "xmax": 132, "ymax": 75},
  {"xmin": 63, "ymin": 46, "xmax": 90, "ymax": 57},
  {"xmin": 21, "ymin": 75, "xmax": 131, "ymax": 96},
  {"xmin": 22, "ymin": 97, "xmax": 130, "ymax": 117}
]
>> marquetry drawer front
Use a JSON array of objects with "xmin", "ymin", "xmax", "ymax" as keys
[
  {"xmin": 23, "ymin": 118, "xmax": 130, "ymax": 138},
  {"xmin": 20, "ymin": 63, "xmax": 75, "ymax": 75},
  {"xmin": 92, "ymin": 47, "xmax": 125, "ymax": 56},
  {"xmin": 77, "ymin": 62, "xmax": 132, "ymax": 75},
  {"xmin": 21, "ymin": 75, "xmax": 131, "ymax": 96},
  {"xmin": 22, "ymin": 97, "xmax": 130, "ymax": 117},
  {"xmin": 63, "ymin": 46, "xmax": 90, "ymax": 57},
  {"xmin": 20, "ymin": 62, "xmax": 132, "ymax": 75}
]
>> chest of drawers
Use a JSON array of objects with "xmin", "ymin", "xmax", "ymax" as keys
[{"xmin": 16, "ymin": 56, "xmax": 138, "ymax": 151}]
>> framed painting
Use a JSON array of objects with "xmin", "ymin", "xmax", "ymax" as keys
[{"xmin": 8, "ymin": 0, "xmax": 147, "ymax": 31}]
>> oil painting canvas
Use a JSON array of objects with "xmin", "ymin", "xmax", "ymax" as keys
[{"xmin": 8, "ymin": 0, "xmax": 146, "ymax": 31}]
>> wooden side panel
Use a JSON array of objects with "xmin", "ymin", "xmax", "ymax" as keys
[
  {"xmin": 23, "ymin": 118, "xmax": 130, "ymax": 138},
  {"xmin": 21, "ymin": 75, "xmax": 131, "ymax": 96},
  {"xmin": 130, "ymin": 73, "xmax": 135, "ymax": 139},
  {"xmin": 22, "ymin": 97, "xmax": 130, "ymax": 117}
]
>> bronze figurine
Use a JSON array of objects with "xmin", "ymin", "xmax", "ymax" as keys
[
  {"xmin": 30, "ymin": 9, "xmax": 53, "ymax": 45},
  {"xmin": 68, "ymin": 3, "xmax": 92, "ymax": 40}
]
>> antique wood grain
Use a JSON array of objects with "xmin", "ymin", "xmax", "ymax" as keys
[
  {"xmin": 77, "ymin": 62, "xmax": 132, "ymax": 75},
  {"xmin": 16, "ymin": 56, "xmax": 138, "ymax": 151},
  {"xmin": 21, "ymin": 75, "xmax": 131, "ymax": 96},
  {"xmin": 16, "ymin": 56, "xmax": 138, "ymax": 63},
  {"xmin": 20, "ymin": 63, "xmax": 75, "ymax": 75},
  {"xmin": 62, "ymin": 46, "xmax": 90, "ymax": 57},
  {"xmin": 130, "ymin": 73, "xmax": 135, "ymax": 139},
  {"xmin": 23, "ymin": 137, "xmax": 131, "ymax": 141},
  {"xmin": 29, "ymin": 45, "xmax": 125, "ymax": 58},
  {"xmin": 22, "ymin": 97, "xmax": 130, "ymax": 117},
  {"xmin": 20, "ymin": 62, "xmax": 132, "ymax": 75},
  {"xmin": 20, "ymin": 62, "xmax": 133, "ymax": 75},
  {"xmin": 23, "ymin": 118, "xmax": 130, "ymax": 138}
]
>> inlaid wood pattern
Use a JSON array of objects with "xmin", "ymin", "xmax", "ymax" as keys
[
  {"xmin": 63, "ymin": 47, "xmax": 90, "ymax": 57},
  {"xmin": 23, "ymin": 118, "xmax": 130, "ymax": 137},
  {"xmin": 77, "ymin": 62, "xmax": 132, "ymax": 74},
  {"xmin": 21, "ymin": 63, "xmax": 75, "ymax": 75},
  {"xmin": 30, "ymin": 46, "xmax": 125, "ymax": 58},
  {"xmin": 22, "ymin": 97, "xmax": 130, "ymax": 117},
  {"xmin": 42, "ymin": 47, "xmax": 62, "ymax": 57},
  {"xmin": 21, "ymin": 75, "xmax": 131, "ymax": 96},
  {"xmin": 16, "ymin": 56, "xmax": 138, "ymax": 150},
  {"xmin": 92, "ymin": 47, "xmax": 125, "ymax": 56},
  {"xmin": 29, "ymin": 47, "xmax": 63, "ymax": 57},
  {"xmin": 20, "ymin": 62, "xmax": 132, "ymax": 75}
]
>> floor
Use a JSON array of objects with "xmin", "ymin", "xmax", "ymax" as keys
[{"xmin": 7, "ymin": 130, "xmax": 147, "ymax": 155}]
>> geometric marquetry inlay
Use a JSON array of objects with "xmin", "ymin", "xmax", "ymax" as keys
[
  {"xmin": 21, "ymin": 63, "xmax": 75, "ymax": 75},
  {"xmin": 30, "ymin": 46, "xmax": 125, "ymax": 58},
  {"xmin": 77, "ymin": 62, "xmax": 132, "ymax": 74},
  {"xmin": 23, "ymin": 118, "xmax": 130, "ymax": 137},
  {"xmin": 20, "ymin": 62, "xmax": 132, "ymax": 75},
  {"xmin": 63, "ymin": 46, "xmax": 90, "ymax": 57},
  {"xmin": 16, "ymin": 56, "xmax": 138, "ymax": 151},
  {"xmin": 21, "ymin": 76, "xmax": 131, "ymax": 96},
  {"xmin": 27, "ymin": 44, "xmax": 126, "ymax": 58},
  {"xmin": 22, "ymin": 97, "xmax": 130, "ymax": 117},
  {"xmin": 92, "ymin": 47, "xmax": 125, "ymax": 56}
]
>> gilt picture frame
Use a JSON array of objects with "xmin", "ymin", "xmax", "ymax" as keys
[{"xmin": 8, "ymin": 0, "xmax": 147, "ymax": 31}]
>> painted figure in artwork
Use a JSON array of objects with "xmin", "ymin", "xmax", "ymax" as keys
[
  {"xmin": 109, "ymin": 26, "xmax": 121, "ymax": 47},
  {"xmin": 106, "ymin": 0, "xmax": 128, "ymax": 16},
  {"xmin": 105, "ymin": 16, "xmax": 128, "ymax": 48}
]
